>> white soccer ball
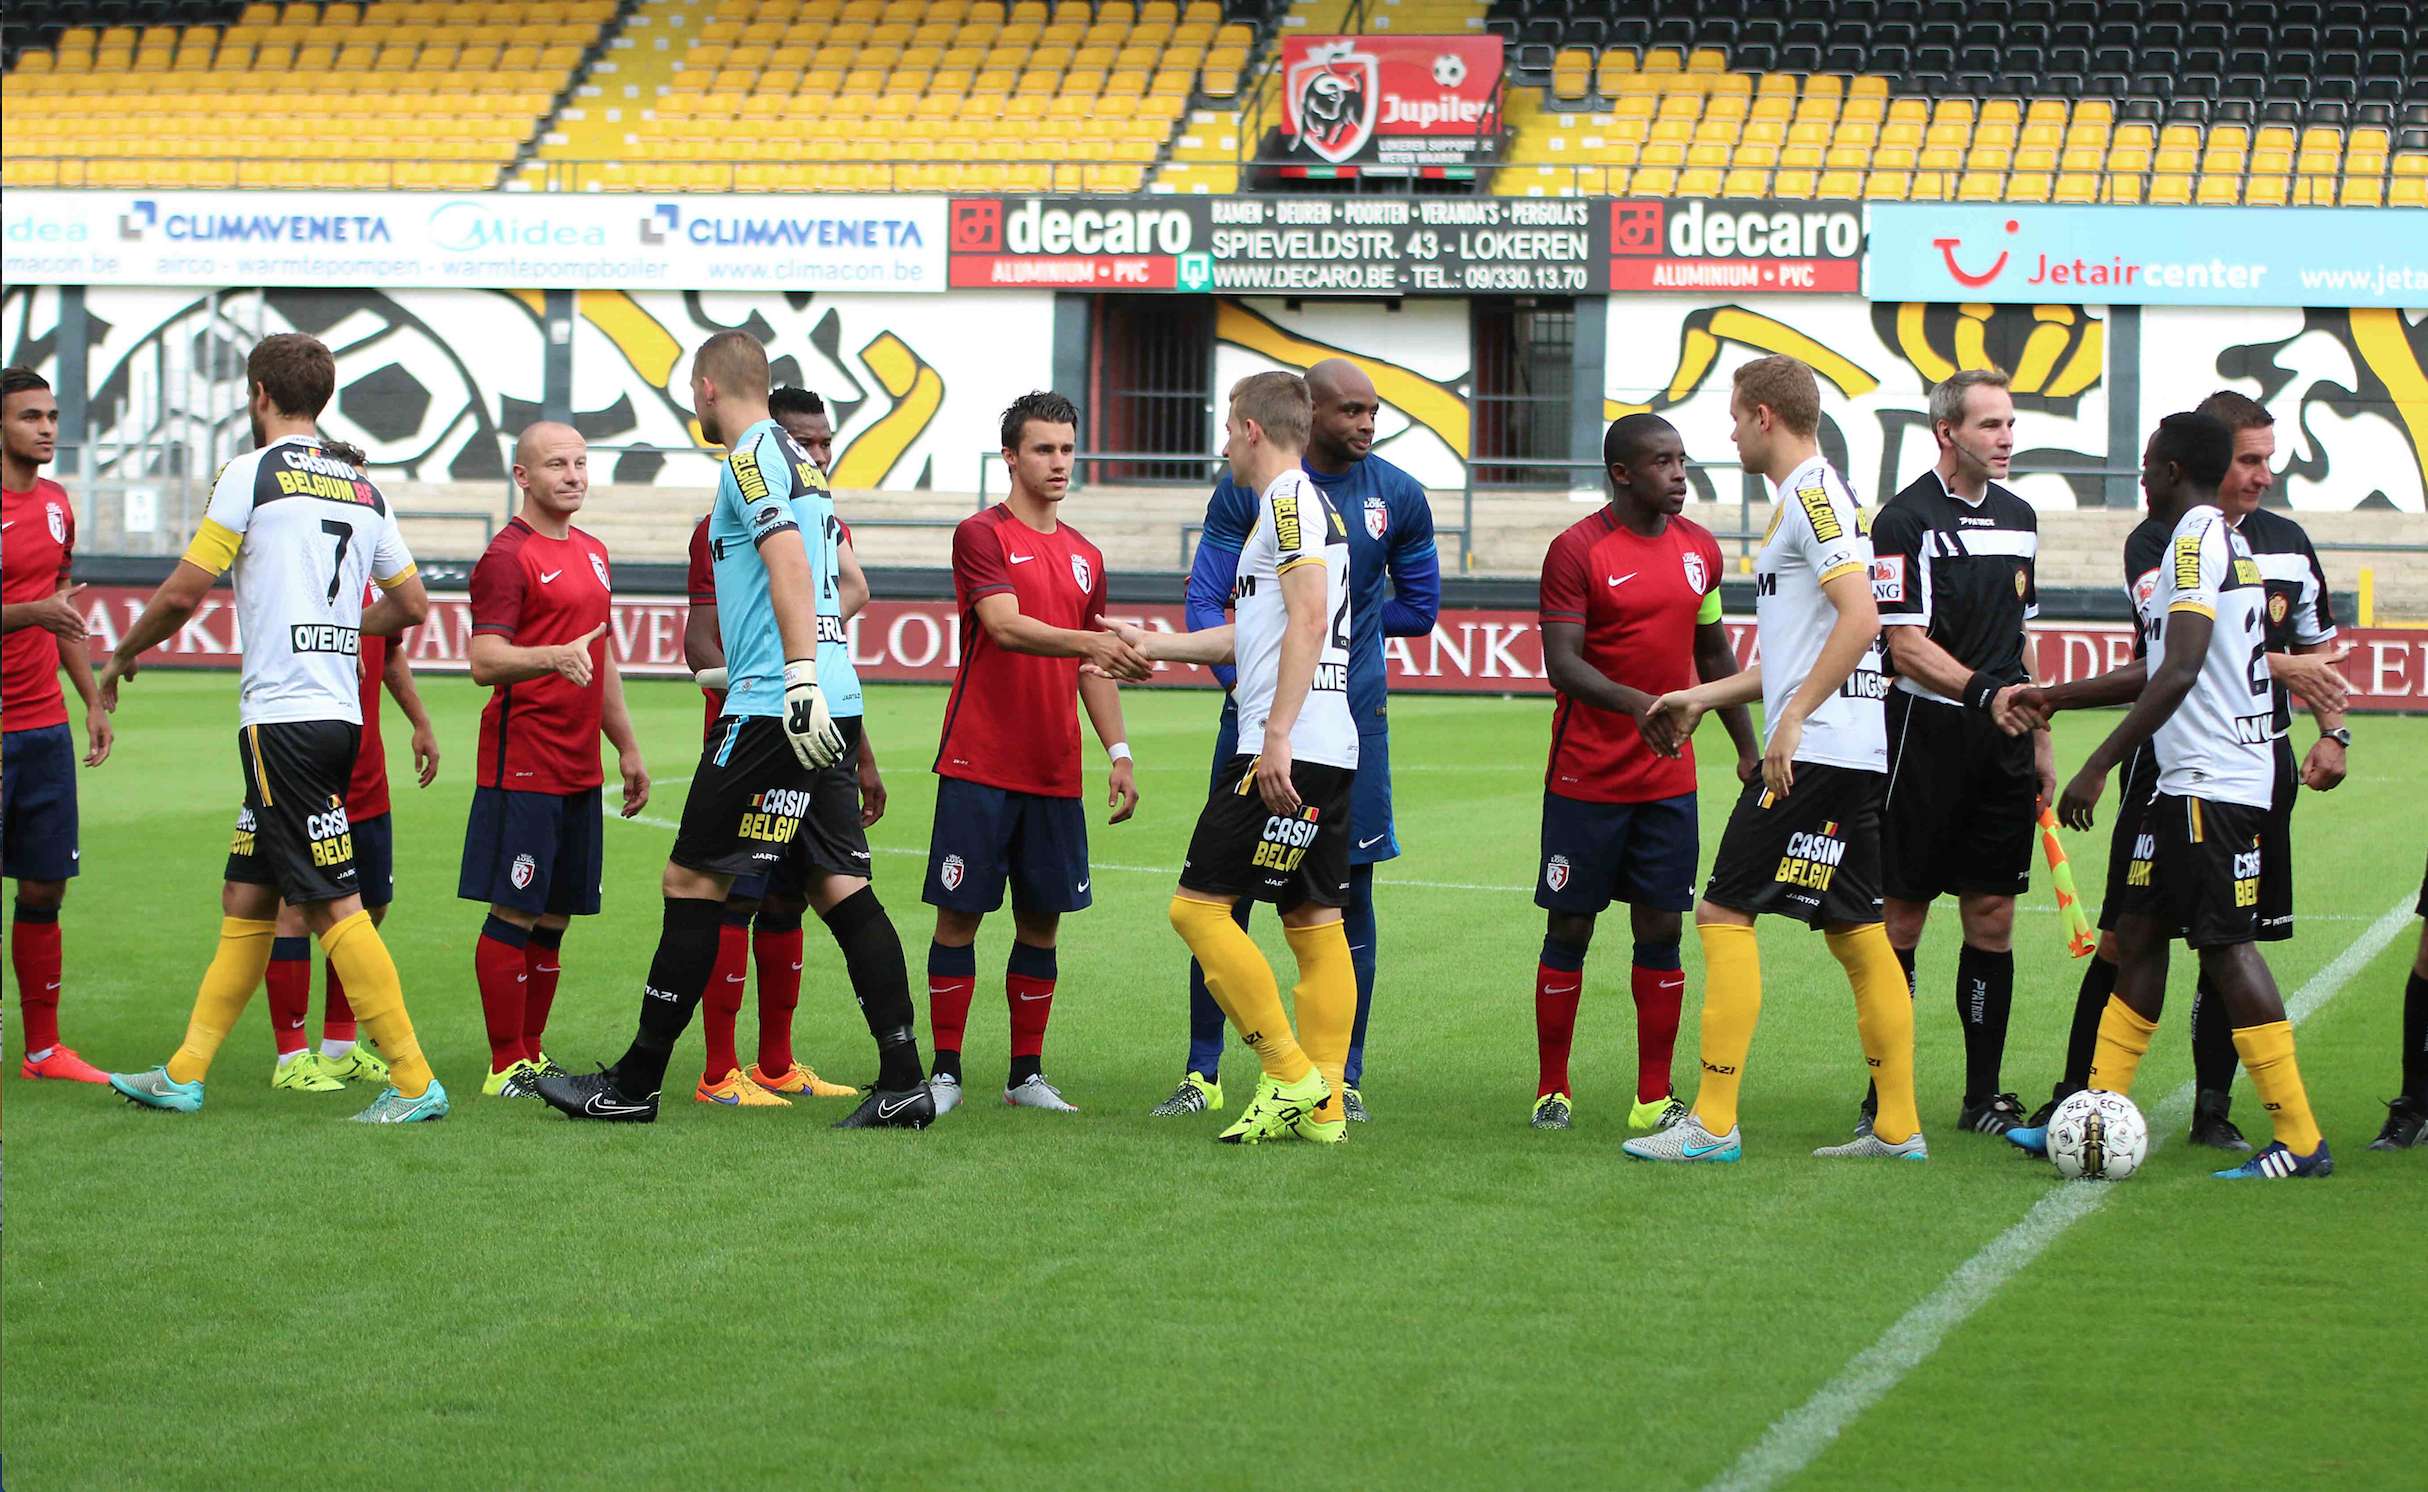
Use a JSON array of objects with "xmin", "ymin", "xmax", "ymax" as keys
[
  {"xmin": 2046, "ymin": 1089, "xmax": 2149, "ymax": 1181},
  {"xmin": 1432, "ymin": 53, "xmax": 1466, "ymax": 88}
]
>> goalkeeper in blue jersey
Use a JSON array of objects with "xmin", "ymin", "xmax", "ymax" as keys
[{"xmin": 1150, "ymin": 358, "xmax": 1440, "ymax": 1124}]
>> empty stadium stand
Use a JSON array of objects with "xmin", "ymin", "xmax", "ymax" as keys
[
  {"xmin": 2, "ymin": 1, "xmax": 619, "ymax": 191},
  {"xmin": 1490, "ymin": 0, "xmax": 2428, "ymax": 203},
  {"xmin": 522, "ymin": 0, "xmax": 1257, "ymax": 193}
]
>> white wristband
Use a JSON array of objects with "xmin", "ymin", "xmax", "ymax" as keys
[{"xmin": 1106, "ymin": 742, "xmax": 1133, "ymax": 763}]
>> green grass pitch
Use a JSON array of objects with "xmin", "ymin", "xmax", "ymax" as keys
[{"xmin": 5, "ymin": 673, "xmax": 2424, "ymax": 1488}]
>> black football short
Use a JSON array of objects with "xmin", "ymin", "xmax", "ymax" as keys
[
  {"xmin": 224, "ymin": 720, "xmax": 363, "ymax": 906},
  {"xmin": 2113, "ymin": 793, "xmax": 2269, "ymax": 950},
  {"xmin": 783, "ymin": 718, "xmax": 874, "ymax": 883},
  {"xmin": 1880, "ymin": 691, "xmax": 2037, "ymax": 902},
  {"xmin": 1181, "ymin": 755, "xmax": 1354, "ymax": 912},
  {"xmin": 673, "ymin": 715, "xmax": 821, "ymax": 879},
  {"xmin": 2416, "ymin": 848, "xmax": 2427, "ymax": 920},
  {"xmin": 1702, "ymin": 762, "xmax": 1886, "ymax": 929},
  {"xmin": 2097, "ymin": 745, "xmax": 2162, "ymax": 933}
]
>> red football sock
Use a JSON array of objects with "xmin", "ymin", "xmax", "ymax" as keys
[
  {"xmin": 701, "ymin": 916, "xmax": 749, "ymax": 1083},
  {"xmin": 1007, "ymin": 973, "xmax": 1056, "ymax": 1061},
  {"xmin": 1631, "ymin": 959, "xmax": 1686, "ymax": 1104},
  {"xmin": 266, "ymin": 936, "xmax": 312, "ymax": 1059},
  {"xmin": 10, "ymin": 906, "xmax": 63, "ymax": 1054},
  {"xmin": 320, "ymin": 960, "xmax": 358, "ymax": 1045},
  {"xmin": 753, "ymin": 924, "xmax": 805, "ymax": 1075},
  {"xmin": 522, "ymin": 927, "xmax": 563, "ymax": 1064},
  {"xmin": 474, "ymin": 918, "xmax": 531, "ymax": 1072},
  {"xmin": 1536, "ymin": 960, "xmax": 1583, "ymax": 1099},
  {"xmin": 929, "ymin": 964, "xmax": 977, "ymax": 1058}
]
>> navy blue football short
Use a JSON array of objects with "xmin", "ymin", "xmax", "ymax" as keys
[
  {"xmin": 923, "ymin": 775, "xmax": 1092, "ymax": 916},
  {"xmin": 1535, "ymin": 789, "xmax": 1700, "ymax": 916},
  {"xmin": 457, "ymin": 785, "xmax": 604, "ymax": 918},
  {"xmin": 0, "ymin": 723, "xmax": 79, "ymax": 882}
]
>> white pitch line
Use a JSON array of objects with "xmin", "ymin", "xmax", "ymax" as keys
[{"xmin": 1704, "ymin": 892, "xmax": 2418, "ymax": 1492}]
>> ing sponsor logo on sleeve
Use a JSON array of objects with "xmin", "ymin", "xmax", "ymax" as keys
[
  {"xmin": 1871, "ymin": 554, "xmax": 1906, "ymax": 602},
  {"xmin": 2173, "ymin": 531, "xmax": 2205, "ymax": 591},
  {"xmin": 731, "ymin": 448, "xmax": 770, "ymax": 502},
  {"xmin": 1796, "ymin": 485, "xmax": 1841, "ymax": 542}
]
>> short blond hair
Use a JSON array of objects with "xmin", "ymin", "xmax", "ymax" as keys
[
  {"xmin": 1732, "ymin": 354, "xmax": 1820, "ymax": 437},
  {"xmin": 694, "ymin": 330, "xmax": 769, "ymax": 399},
  {"xmin": 1229, "ymin": 370, "xmax": 1312, "ymax": 450}
]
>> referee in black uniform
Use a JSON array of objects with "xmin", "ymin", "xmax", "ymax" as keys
[
  {"xmin": 1863, "ymin": 368, "xmax": 2053, "ymax": 1137},
  {"xmin": 2174, "ymin": 389, "xmax": 2350, "ymax": 1146}
]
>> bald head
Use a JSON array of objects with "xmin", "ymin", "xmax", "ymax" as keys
[
  {"xmin": 512, "ymin": 421, "xmax": 589, "ymax": 530},
  {"xmin": 1304, "ymin": 357, "xmax": 1379, "ymax": 472}
]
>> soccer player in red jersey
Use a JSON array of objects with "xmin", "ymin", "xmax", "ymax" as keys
[
  {"xmin": 263, "ymin": 572, "xmax": 439, "ymax": 1094},
  {"xmin": 458, "ymin": 423, "xmax": 649, "ymax": 1097},
  {"xmin": 1529, "ymin": 413, "xmax": 1756, "ymax": 1132},
  {"xmin": 922, "ymin": 392, "xmax": 1149, "ymax": 1114},
  {"xmin": 679, "ymin": 386, "xmax": 870, "ymax": 1103},
  {"xmin": 0, "ymin": 366, "xmax": 114, "ymax": 1083}
]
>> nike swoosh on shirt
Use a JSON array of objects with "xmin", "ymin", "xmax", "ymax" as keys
[
  {"xmin": 0, "ymin": 521, "xmax": 13, "ymax": 530},
  {"xmin": 1607, "ymin": 572, "xmax": 1637, "ymax": 586},
  {"xmin": 1008, "ymin": 553, "xmax": 1036, "ymax": 565},
  {"xmin": 538, "ymin": 569, "xmax": 562, "ymax": 583}
]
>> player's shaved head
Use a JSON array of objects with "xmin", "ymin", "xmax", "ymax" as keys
[
  {"xmin": 1305, "ymin": 357, "xmax": 1373, "ymax": 405},
  {"xmin": 513, "ymin": 420, "xmax": 583, "ymax": 470},
  {"xmin": 1304, "ymin": 357, "xmax": 1378, "ymax": 470},
  {"xmin": 693, "ymin": 331, "xmax": 769, "ymax": 400}
]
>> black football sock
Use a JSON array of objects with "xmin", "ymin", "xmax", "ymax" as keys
[
  {"xmin": 1957, "ymin": 943, "xmax": 2015, "ymax": 1104},
  {"xmin": 2062, "ymin": 954, "xmax": 2119, "ymax": 1093},
  {"xmin": 2189, "ymin": 976, "xmax": 2240, "ymax": 1095},
  {"xmin": 822, "ymin": 886, "xmax": 925, "ymax": 1091},
  {"xmin": 614, "ymin": 896, "xmax": 726, "ymax": 1097},
  {"xmin": 2403, "ymin": 971, "xmax": 2427, "ymax": 1103}
]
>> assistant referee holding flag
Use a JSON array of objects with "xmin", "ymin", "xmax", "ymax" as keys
[{"xmin": 1865, "ymin": 368, "xmax": 2053, "ymax": 1138}]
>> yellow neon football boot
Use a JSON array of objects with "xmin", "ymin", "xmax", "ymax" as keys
[
  {"xmin": 483, "ymin": 1058, "xmax": 539, "ymax": 1097},
  {"xmin": 271, "ymin": 1052, "xmax": 344, "ymax": 1093},
  {"xmin": 696, "ymin": 1068, "xmax": 793, "ymax": 1107},
  {"xmin": 1216, "ymin": 1069, "xmax": 1331, "ymax": 1145},
  {"xmin": 318, "ymin": 1044, "xmax": 390, "ymax": 1086}
]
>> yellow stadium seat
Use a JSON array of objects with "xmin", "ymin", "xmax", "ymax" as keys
[
  {"xmin": 1720, "ymin": 166, "xmax": 1768, "ymax": 195},
  {"xmin": 1816, "ymin": 168, "xmax": 1862, "ymax": 197},
  {"xmin": 2343, "ymin": 175, "xmax": 2385, "ymax": 206},
  {"xmin": 2195, "ymin": 175, "xmax": 2240, "ymax": 205},
  {"xmin": 2007, "ymin": 172, "xmax": 2052, "ymax": 202},
  {"xmin": 1956, "ymin": 170, "xmax": 2003, "ymax": 201},
  {"xmin": 2052, "ymin": 171, "xmax": 2098, "ymax": 203},
  {"xmin": 1676, "ymin": 167, "xmax": 1723, "ymax": 196}
]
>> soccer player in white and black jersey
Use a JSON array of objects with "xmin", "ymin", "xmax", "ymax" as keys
[
  {"xmin": 1866, "ymin": 368, "xmax": 2055, "ymax": 1138},
  {"xmin": 1111, "ymin": 371, "xmax": 1361, "ymax": 1145},
  {"xmin": 2009, "ymin": 412, "xmax": 2334, "ymax": 1179}
]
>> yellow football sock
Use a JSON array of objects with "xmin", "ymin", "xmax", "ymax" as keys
[
  {"xmin": 1170, "ymin": 896, "xmax": 1311, "ymax": 1083},
  {"xmin": 1829, "ymin": 924, "xmax": 1920, "ymax": 1145},
  {"xmin": 1692, "ymin": 922, "xmax": 1762, "ymax": 1135},
  {"xmin": 166, "ymin": 916, "xmax": 276, "ymax": 1083},
  {"xmin": 2231, "ymin": 1020, "xmax": 2323, "ymax": 1154},
  {"xmin": 2088, "ymin": 996, "xmax": 2158, "ymax": 1096},
  {"xmin": 1285, "ymin": 920, "xmax": 1355, "ymax": 1123},
  {"xmin": 320, "ymin": 910, "xmax": 433, "ymax": 1098}
]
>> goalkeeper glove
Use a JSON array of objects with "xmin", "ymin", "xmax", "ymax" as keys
[{"xmin": 782, "ymin": 658, "xmax": 846, "ymax": 769}]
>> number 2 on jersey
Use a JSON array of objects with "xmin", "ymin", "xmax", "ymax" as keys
[{"xmin": 320, "ymin": 518, "xmax": 354, "ymax": 603}]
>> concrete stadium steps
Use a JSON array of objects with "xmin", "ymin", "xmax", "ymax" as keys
[{"xmin": 380, "ymin": 481, "xmax": 2428, "ymax": 616}]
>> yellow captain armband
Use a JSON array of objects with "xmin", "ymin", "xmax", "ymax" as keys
[
  {"xmin": 181, "ymin": 517, "xmax": 240, "ymax": 576},
  {"xmin": 1697, "ymin": 586, "xmax": 1723, "ymax": 625},
  {"xmin": 375, "ymin": 563, "xmax": 419, "ymax": 590}
]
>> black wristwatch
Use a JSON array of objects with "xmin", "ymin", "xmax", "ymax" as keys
[{"xmin": 2320, "ymin": 727, "xmax": 2352, "ymax": 748}]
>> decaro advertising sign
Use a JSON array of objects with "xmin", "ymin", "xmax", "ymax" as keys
[
  {"xmin": 0, "ymin": 190, "xmax": 947, "ymax": 291},
  {"xmin": 1865, "ymin": 203, "xmax": 2428, "ymax": 308},
  {"xmin": 947, "ymin": 194, "xmax": 1599, "ymax": 294},
  {"xmin": 59, "ymin": 587, "xmax": 2428, "ymax": 710},
  {"xmin": 1279, "ymin": 34, "xmax": 1504, "ymax": 174},
  {"xmin": 1608, "ymin": 198, "xmax": 1864, "ymax": 293}
]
